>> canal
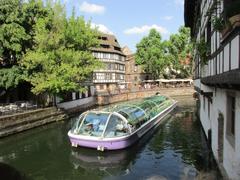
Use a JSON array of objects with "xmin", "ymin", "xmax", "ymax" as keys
[{"xmin": 0, "ymin": 96, "xmax": 221, "ymax": 180}]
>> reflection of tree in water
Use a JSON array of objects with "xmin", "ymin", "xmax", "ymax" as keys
[{"xmin": 148, "ymin": 110, "xmax": 213, "ymax": 171}]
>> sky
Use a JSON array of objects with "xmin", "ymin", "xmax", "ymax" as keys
[{"xmin": 62, "ymin": 0, "xmax": 185, "ymax": 52}]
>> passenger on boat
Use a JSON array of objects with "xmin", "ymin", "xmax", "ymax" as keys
[{"xmin": 85, "ymin": 123, "xmax": 93, "ymax": 132}]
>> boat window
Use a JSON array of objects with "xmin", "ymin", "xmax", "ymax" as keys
[
  {"xmin": 133, "ymin": 109, "xmax": 145, "ymax": 118},
  {"xmin": 71, "ymin": 114, "xmax": 85, "ymax": 134},
  {"xmin": 104, "ymin": 115, "xmax": 129, "ymax": 138},
  {"xmin": 78, "ymin": 112, "xmax": 109, "ymax": 137}
]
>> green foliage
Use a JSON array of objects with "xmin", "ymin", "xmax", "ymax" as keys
[
  {"xmin": 135, "ymin": 27, "xmax": 193, "ymax": 79},
  {"xmin": 135, "ymin": 29, "xmax": 167, "ymax": 79},
  {"xmin": 0, "ymin": 66, "xmax": 23, "ymax": 89},
  {"xmin": 22, "ymin": 2, "xmax": 101, "ymax": 95},
  {"xmin": 167, "ymin": 27, "xmax": 192, "ymax": 65},
  {"xmin": 0, "ymin": 0, "xmax": 50, "ymax": 90},
  {"xmin": 0, "ymin": 0, "xmax": 48, "ymax": 66},
  {"xmin": 212, "ymin": 17, "xmax": 225, "ymax": 32},
  {"xmin": 195, "ymin": 39, "xmax": 210, "ymax": 65}
]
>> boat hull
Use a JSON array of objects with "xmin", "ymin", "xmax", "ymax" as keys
[{"xmin": 68, "ymin": 101, "xmax": 177, "ymax": 150}]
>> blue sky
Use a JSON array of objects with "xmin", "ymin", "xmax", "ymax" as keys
[{"xmin": 62, "ymin": 0, "xmax": 184, "ymax": 52}]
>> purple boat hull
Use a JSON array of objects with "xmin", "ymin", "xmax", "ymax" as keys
[{"xmin": 68, "ymin": 102, "xmax": 177, "ymax": 150}]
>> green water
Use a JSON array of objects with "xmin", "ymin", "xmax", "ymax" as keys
[{"xmin": 0, "ymin": 106, "xmax": 221, "ymax": 180}]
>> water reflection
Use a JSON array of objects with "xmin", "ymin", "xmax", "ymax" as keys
[{"xmin": 0, "ymin": 107, "xmax": 221, "ymax": 180}]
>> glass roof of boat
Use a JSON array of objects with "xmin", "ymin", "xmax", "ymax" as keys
[
  {"xmin": 101, "ymin": 95, "xmax": 169, "ymax": 125},
  {"xmin": 70, "ymin": 95, "xmax": 173, "ymax": 138}
]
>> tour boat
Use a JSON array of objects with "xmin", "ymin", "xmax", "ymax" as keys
[{"xmin": 68, "ymin": 95, "xmax": 177, "ymax": 151}]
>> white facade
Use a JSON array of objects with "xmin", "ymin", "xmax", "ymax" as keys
[
  {"xmin": 186, "ymin": 0, "xmax": 240, "ymax": 179},
  {"xmin": 56, "ymin": 86, "xmax": 95, "ymax": 110},
  {"xmin": 57, "ymin": 96, "xmax": 95, "ymax": 110}
]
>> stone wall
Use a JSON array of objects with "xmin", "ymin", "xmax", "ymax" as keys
[
  {"xmin": 96, "ymin": 87, "xmax": 194, "ymax": 105},
  {"xmin": 0, "ymin": 107, "xmax": 67, "ymax": 138}
]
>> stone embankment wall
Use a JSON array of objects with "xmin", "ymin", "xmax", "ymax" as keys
[
  {"xmin": 96, "ymin": 87, "xmax": 194, "ymax": 105},
  {"xmin": 0, "ymin": 107, "xmax": 67, "ymax": 138}
]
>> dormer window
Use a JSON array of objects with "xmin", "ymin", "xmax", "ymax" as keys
[
  {"xmin": 114, "ymin": 46, "xmax": 121, "ymax": 51},
  {"xmin": 100, "ymin": 44, "xmax": 110, "ymax": 49}
]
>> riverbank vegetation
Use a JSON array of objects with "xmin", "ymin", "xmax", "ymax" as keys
[
  {"xmin": 135, "ymin": 27, "xmax": 193, "ymax": 79},
  {"xmin": 0, "ymin": 0, "xmax": 100, "ymax": 97}
]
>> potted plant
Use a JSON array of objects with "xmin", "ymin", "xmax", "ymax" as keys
[
  {"xmin": 212, "ymin": 17, "xmax": 225, "ymax": 32},
  {"xmin": 225, "ymin": 1, "xmax": 240, "ymax": 28},
  {"xmin": 212, "ymin": 16, "xmax": 231, "ymax": 38}
]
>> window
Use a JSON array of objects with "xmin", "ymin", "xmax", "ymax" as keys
[
  {"xmin": 206, "ymin": 20, "xmax": 211, "ymax": 54},
  {"xmin": 226, "ymin": 94, "xmax": 236, "ymax": 147},
  {"xmin": 112, "ymin": 73, "xmax": 115, "ymax": 80},
  {"xmin": 119, "ymin": 65, "xmax": 124, "ymax": 71},
  {"xmin": 106, "ymin": 73, "xmax": 111, "ymax": 80},
  {"xmin": 111, "ymin": 63, "xmax": 115, "ymax": 70},
  {"xmin": 93, "ymin": 73, "xmax": 96, "ymax": 80},
  {"xmin": 119, "ymin": 74, "xmax": 124, "ymax": 80},
  {"xmin": 104, "ymin": 115, "xmax": 129, "ymax": 138},
  {"xmin": 96, "ymin": 73, "xmax": 105, "ymax": 80},
  {"xmin": 79, "ymin": 112, "xmax": 110, "ymax": 137},
  {"xmin": 107, "ymin": 63, "xmax": 111, "ymax": 70},
  {"xmin": 134, "ymin": 65, "xmax": 137, "ymax": 72},
  {"xmin": 115, "ymin": 64, "xmax": 119, "ymax": 70},
  {"xmin": 114, "ymin": 46, "xmax": 121, "ymax": 51},
  {"xmin": 103, "ymin": 53, "xmax": 109, "ymax": 59},
  {"xmin": 102, "ymin": 37, "xmax": 107, "ymax": 40}
]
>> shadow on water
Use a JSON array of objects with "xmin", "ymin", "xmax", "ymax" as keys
[
  {"xmin": 0, "ymin": 162, "xmax": 29, "ymax": 180},
  {"xmin": 0, "ymin": 104, "xmax": 222, "ymax": 180}
]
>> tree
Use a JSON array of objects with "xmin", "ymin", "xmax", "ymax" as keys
[
  {"xmin": 0, "ymin": 0, "xmax": 49, "ymax": 90},
  {"xmin": 135, "ymin": 29, "xmax": 168, "ymax": 79},
  {"xmin": 166, "ymin": 26, "xmax": 193, "ymax": 78},
  {"xmin": 21, "ymin": 2, "xmax": 101, "ymax": 95}
]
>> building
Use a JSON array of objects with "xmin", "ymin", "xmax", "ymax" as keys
[
  {"xmin": 122, "ymin": 46, "xmax": 151, "ymax": 90},
  {"xmin": 92, "ymin": 34, "xmax": 126, "ymax": 94},
  {"xmin": 184, "ymin": 0, "xmax": 240, "ymax": 179},
  {"xmin": 57, "ymin": 33, "xmax": 126, "ymax": 109}
]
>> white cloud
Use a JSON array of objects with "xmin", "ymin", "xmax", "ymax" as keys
[
  {"xmin": 91, "ymin": 23, "xmax": 113, "ymax": 35},
  {"xmin": 162, "ymin": 16, "xmax": 173, "ymax": 21},
  {"xmin": 175, "ymin": 0, "xmax": 184, "ymax": 6},
  {"xmin": 124, "ymin": 25, "xmax": 169, "ymax": 35},
  {"xmin": 80, "ymin": 1, "xmax": 105, "ymax": 14}
]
